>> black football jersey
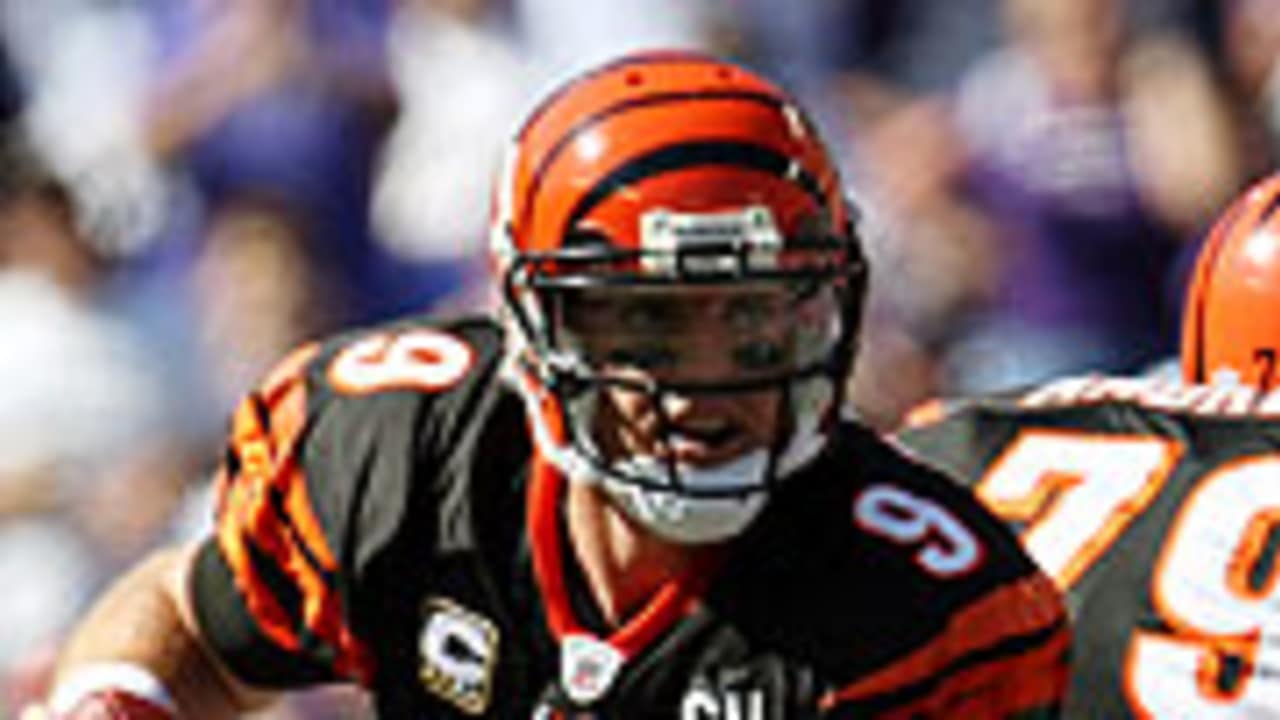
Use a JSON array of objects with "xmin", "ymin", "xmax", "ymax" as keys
[
  {"xmin": 896, "ymin": 374, "xmax": 1280, "ymax": 717},
  {"xmin": 191, "ymin": 314, "xmax": 1069, "ymax": 718}
]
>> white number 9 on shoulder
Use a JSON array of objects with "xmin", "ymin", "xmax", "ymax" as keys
[
  {"xmin": 854, "ymin": 484, "xmax": 983, "ymax": 579},
  {"xmin": 328, "ymin": 329, "xmax": 475, "ymax": 395}
]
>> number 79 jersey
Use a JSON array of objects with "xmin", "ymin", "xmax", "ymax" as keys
[{"xmin": 895, "ymin": 374, "xmax": 1280, "ymax": 717}]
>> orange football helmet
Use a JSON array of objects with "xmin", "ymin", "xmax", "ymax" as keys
[
  {"xmin": 490, "ymin": 50, "xmax": 866, "ymax": 542},
  {"xmin": 1183, "ymin": 174, "xmax": 1280, "ymax": 389}
]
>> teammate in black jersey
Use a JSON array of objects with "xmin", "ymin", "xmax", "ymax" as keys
[
  {"xmin": 897, "ymin": 173, "xmax": 1280, "ymax": 717},
  {"xmin": 28, "ymin": 51, "xmax": 1068, "ymax": 718}
]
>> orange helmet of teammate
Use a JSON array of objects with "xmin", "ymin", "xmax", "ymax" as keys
[
  {"xmin": 490, "ymin": 50, "xmax": 866, "ymax": 543},
  {"xmin": 1182, "ymin": 174, "xmax": 1280, "ymax": 389}
]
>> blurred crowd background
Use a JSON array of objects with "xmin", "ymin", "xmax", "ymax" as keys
[{"xmin": 0, "ymin": 0, "xmax": 1270, "ymax": 716}]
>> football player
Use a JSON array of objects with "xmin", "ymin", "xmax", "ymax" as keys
[
  {"xmin": 28, "ymin": 51, "xmax": 1067, "ymax": 718},
  {"xmin": 896, "ymin": 173, "xmax": 1280, "ymax": 716}
]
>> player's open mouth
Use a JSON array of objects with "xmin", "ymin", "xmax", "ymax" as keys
[{"xmin": 663, "ymin": 422, "xmax": 747, "ymax": 464}]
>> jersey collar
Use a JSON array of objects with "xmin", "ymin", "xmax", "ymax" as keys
[{"xmin": 526, "ymin": 451, "xmax": 716, "ymax": 704}]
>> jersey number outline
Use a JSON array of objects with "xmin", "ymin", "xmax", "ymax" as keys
[
  {"xmin": 327, "ymin": 329, "xmax": 475, "ymax": 395},
  {"xmin": 1126, "ymin": 454, "xmax": 1280, "ymax": 716},
  {"xmin": 977, "ymin": 429, "xmax": 1280, "ymax": 715},
  {"xmin": 854, "ymin": 483, "xmax": 983, "ymax": 578},
  {"xmin": 978, "ymin": 431, "xmax": 1181, "ymax": 588}
]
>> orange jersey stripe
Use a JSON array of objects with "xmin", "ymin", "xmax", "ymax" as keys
[
  {"xmin": 864, "ymin": 626, "xmax": 1071, "ymax": 718},
  {"xmin": 215, "ymin": 350, "xmax": 374, "ymax": 683},
  {"xmin": 278, "ymin": 461, "xmax": 374, "ymax": 683},
  {"xmin": 271, "ymin": 379, "xmax": 337, "ymax": 572},
  {"xmin": 261, "ymin": 342, "xmax": 321, "ymax": 397},
  {"xmin": 217, "ymin": 466, "xmax": 300, "ymax": 652},
  {"xmin": 820, "ymin": 573, "xmax": 1067, "ymax": 709}
]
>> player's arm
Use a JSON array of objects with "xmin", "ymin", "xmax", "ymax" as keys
[
  {"xmin": 815, "ymin": 447, "xmax": 1072, "ymax": 718},
  {"xmin": 28, "ymin": 544, "xmax": 275, "ymax": 718},
  {"xmin": 26, "ymin": 339, "xmax": 380, "ymax": 717},
  {"xmin": 922, "ymin": 573, "xmax": 1071, "ymax": 719},
  {"xmin": 819, "ymin": 572, "xmax": 1071, "ymax": 718}
]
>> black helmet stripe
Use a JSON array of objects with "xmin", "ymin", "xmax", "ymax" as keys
[
  {"xmin": 520, "ymin": 89, "xmax": 805, "ymax": 237},
  {"xmin": 562, "ymin": 140, "xmax": 827, "ymax": 236}
]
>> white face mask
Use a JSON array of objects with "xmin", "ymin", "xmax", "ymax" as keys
[
  {"xmin": 595, "ymin": 450, "xmax": 773, "ymax": 545},
  {"xmin": 501, "ymin": 270, "xmax": 845, "ymax": 545},
  {"xmin": 505, "ymin": 355, "xmax": 834, "ymax": 545}
]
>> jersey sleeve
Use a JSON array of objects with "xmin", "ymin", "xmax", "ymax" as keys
[
  {"xmin": 188, "ymin": 318, "xmax": 503, "ymax": 689},
  {"xmin": 819, "ymin": 426, "xmax": 1072, "ymax": 718},
  {"xmin": 819, "ymin": 573, "xmax": 1070, "ymax": 718}
]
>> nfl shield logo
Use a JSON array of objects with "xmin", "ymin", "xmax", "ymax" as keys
[{"xmin": 560, "ymin": 634, "xmax": 624, "ymax": 706}]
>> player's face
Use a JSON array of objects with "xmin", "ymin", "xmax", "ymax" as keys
[{"xmin": 563, "ymin": 284, "xmax": 816, "ymax": 468}]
